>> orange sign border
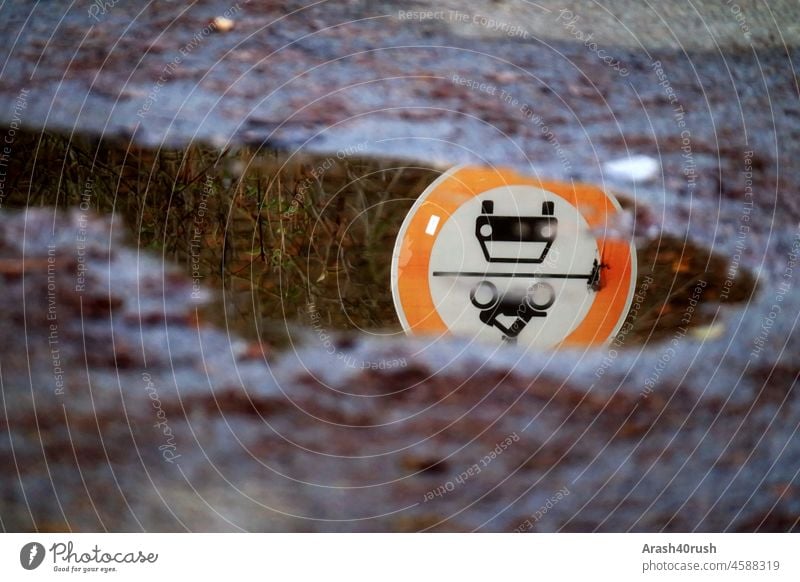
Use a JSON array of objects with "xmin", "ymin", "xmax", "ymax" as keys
[{"xmin": 390, "ymin": 166, "xmax": 637, "ymax": 347}]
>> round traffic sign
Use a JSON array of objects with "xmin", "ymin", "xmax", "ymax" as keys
[{"xmin": 391, "ymin": 166, "xmax": 637, "ymax": 348}]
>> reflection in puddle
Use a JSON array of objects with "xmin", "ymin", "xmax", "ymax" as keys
[{"xmin": 4, "ymin": 131, "xmax": 756, "ymax": 349}]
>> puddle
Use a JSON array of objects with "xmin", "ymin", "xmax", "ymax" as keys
[{"xmin": 4, "ymin": 130, "xmax": 757, "ymax": 349}]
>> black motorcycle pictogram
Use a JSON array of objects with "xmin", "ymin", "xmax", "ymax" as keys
[{"xmin": 470, "ymin": 280, "xmax": 556, "ymax": 344}]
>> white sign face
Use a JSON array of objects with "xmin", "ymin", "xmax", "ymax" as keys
[
  {"xmin": 391, "ymin": 166, "xmax": 637, "ymax": 349},
  {"xmin": 427, "ymin": 185, "xmax": 599, "ymax": 348}
]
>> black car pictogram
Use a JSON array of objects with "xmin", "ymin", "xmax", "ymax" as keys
[{"xmin": 475, "ymin": 200, "xmax": 557, "ymax": 264}]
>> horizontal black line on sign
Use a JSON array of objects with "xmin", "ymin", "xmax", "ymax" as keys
[{"xmin": 431, "ymin": 271, "xmax": 593, "ymax": 279}]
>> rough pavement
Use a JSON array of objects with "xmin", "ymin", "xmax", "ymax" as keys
[{"xmin": 0, "ymin": 203, "xmax": 797, "ymax": 532}]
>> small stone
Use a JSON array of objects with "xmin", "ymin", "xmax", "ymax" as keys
[
  {"xmin": 691, "ymin": 323, "xmax": 725, "ymax": 341},
  {"xmin": 604, "ymin": 155, "xmax": 660, "ymax": 182},
  {"xmin": 211, "ymin": 16, "xmax": 235, "ymax": 33}
]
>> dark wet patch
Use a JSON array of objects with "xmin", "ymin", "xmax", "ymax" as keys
[
  {"xmin": 2, "ymin": 129, "xmax": 756, "ymax": 349},
  {"xmin": 625, "ymin": 234, "xmax": 757, "ymax": 344}
]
